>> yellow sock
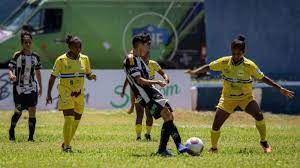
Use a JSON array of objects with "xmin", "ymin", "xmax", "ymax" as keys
[
  {"xmin": 135, "ymin": 124, "xmax": 142, "ymax": 137},
  {"xmin": 70, "ymin": 120, "xmax": 80, "ymax": 141},
  {"xmin": 63, "ymin": 116, "xmax": 74, "ymax": 146},
  {"xmin": 256, "ymin": 119, "xmax": 266, "ymax": 141},
  {"xmin": 211, "ymin": 130, "xmax": 221, "ymax": 149},
  {"xmin": 146, "ymin": 126, "xmax": 152, "ymax": 135}
]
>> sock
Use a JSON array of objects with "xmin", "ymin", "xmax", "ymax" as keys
[
  {"xmin": 146, "ymin": 126, "xmax": 152, "ymax": 135},
  {"xmin": 135, "ymin": 124, "xmax": 142, "ymax": 138},
  {"xmin": 168, "ymin": 121, "xmax": 182, "ymax": 148},
  {"xmin": 63, "ymin": 116, "xmax": 74, "ymax": 146},
  {"xmin": 158, "ymin": 121, "xmax": 171, "ymax": 151},
  {"xmin": 211, "ymin": 130, "xmax": 221, "ymax": 149},
  {"xmin": 28, "ymin": 118, "xmax": 36, "ymax": 140},
  {"xmin": 10, "ymin": 111, "xmax": 22, "ymax": 130},
  {"xmin": 70, "ymin": 120, "xmax": 80, "ymax": 141},
  {"xmin": 256, "ymin": 119, "xmax": 266, "ymax": 141}
]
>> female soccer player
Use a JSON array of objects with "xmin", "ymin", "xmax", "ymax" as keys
[
  {"xmin": 8, "ymin": 30, "xmax": 42, "ymax": 142},
  {"xmin": 46, "ymin": 35, "xmax": 96, "ymax": 152},
  {"xmin": 186, "ymin": 35, "xmax": 294, "ymax": 153},
  {"xmin": 121, "ymin": 49, "xmax": 170, "ymax": 141}
]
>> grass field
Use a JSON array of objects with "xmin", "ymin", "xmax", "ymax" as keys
[{"xmin": 0, "ymin": 110, "xmax": 299, "ymax": 168}]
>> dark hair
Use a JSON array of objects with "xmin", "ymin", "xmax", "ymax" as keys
[
  {"xmin": 20, "ymin": 30, "xmax": 32, "ymax": 42},
  {"xmin": 132, "ymin": 32, "xmax": 151, "ymax": 48},
  {"xmin": 65, "ymin": 35, "xmax": 82, "ymax": 46},
  {"xmin": 231, "ymin": 34, "xmax": 246, "ymax": 52}
]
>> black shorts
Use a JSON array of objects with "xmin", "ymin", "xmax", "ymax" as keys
[
  {"xmin": 13, "ymin": 86, "xmax": 38, "ymax": 111},
  {"xmin": 139, "ymin": 89, "xmax": 173, "ymax": 119}
]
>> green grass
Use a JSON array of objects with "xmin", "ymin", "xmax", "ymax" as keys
[{"xmin": 0, "ymin": 110, "xmax": 299, "ymax": 168}]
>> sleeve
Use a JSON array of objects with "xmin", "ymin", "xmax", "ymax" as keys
[
  {"xmin": 125, "ymin": 57, "xmax": 141, "ymax": 77},
  {"xmin": 35, "ymin": 55, "xmax": 42, "ymax": 70},
  {"xmin": 51, "ymin": 58, "xmax": 61, "ymax": 76},
  {"xmin": 85, "ymin": 57, "xmax": 92, "ymax": 74},
  {"xmin": 154, "ymin": 61, "xmax": 161, "ymax": 72},
  {"xmin": 208, "ymin": 57, "xmax": 224, "ymax": 71},
  {"xmin": 8, "ymin": 53, "xmax": 18, "ymax": 69},
  {"xmin": 250, "ymin": 62, "xmax": 264, "ymax": 80}
]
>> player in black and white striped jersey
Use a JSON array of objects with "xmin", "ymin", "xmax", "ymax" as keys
[{"xmin": 8, "ymin": 31, "xmax": 42, "ymax": 142}]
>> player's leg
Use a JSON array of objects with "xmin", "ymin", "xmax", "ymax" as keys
[
  {"xmin": 70, "ymin": 112, "xmax": 82, "ymax": 141},
  {"xmin": 62, "ymin": 109, "xmax": 75, "ymax": 152},
  {"xmin": 127, "ymin": 89, "xmax": 135, "ymax": 114},
  {"xmin": 9, "ymin": 88, "xmax": 23, "ymax": 141},
  {"xmin": 159, "ymin": 104, "xmax": 189, "ymax": 155},
  {"xmin": 210, "ymin": 108, "xmax": 230, "ymax": 153},
  {"xmin": 135, "ymin": 103, "xmax": 144, "ymax": 140},
  {"xmin": 27, "ymin": 107, "xmax": 36, "ymax": 141},
  {"xmin": 27, "ymin": 91, "xmax": 38, "ymax": 141},
  {"xmin": 9, "ymin": 108, "xmax": 23, "ymax": 141},
  {"xmin": 145, "ymin": 107, "xmax": 153, "ymax": 140},
  {"xmin": 244, "ymin": 100, "xmax": 272, "ymax": 153}
]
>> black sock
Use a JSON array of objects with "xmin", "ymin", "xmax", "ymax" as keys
[
  {"xmin": 169, "ymin": 121, "xmax": 182, "ymax": 148},
  {"xmin": 10, "ymin": 112, "xmax": 22, "ymax": 130},
  {"xmin": 28, "ymin": 118, "xmax": 36, "ymax": 140},
  {"xmin": 158, "ymin": 121, "xmax": 172, "ymax": 151}
]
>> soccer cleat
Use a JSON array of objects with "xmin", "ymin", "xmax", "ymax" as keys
[
  {"xmin": 155, "ymin": 149, "xmax": 174, "ymax": 157},
  {"xmin": 9, "ymin": 128, "xmax": 15, "ymax": 141},
  {"xmin": 144, "ymin": 134, "xmax": 151, "ymax": 141},
  {"xmin": 260, "ymin": 141, "xmax": 272, "ymax": 153},
  {"xmin": 208, "ymin": 147, "xmax": 218, "ymax": 153},
  {"xmin": 136, "ymin": 137, "xmax": 141, "ymax": 141},
  {"xmin": 177, "ymin": 143, "xmax": 190, "ymax": 154},
  {"xmin": 28, "ymin": 138, "xmax": 35, "ymax": 142},
  {"xmin": 63, "ymin": 145, "xmax": 73, "ymax": 153}
]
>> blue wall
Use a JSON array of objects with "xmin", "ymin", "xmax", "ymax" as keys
[{"xmin": 205, "ymin": 0, "xmax": 300, "ymax": 80}]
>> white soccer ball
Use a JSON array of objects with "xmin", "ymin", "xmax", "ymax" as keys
[{"xmin": 185, "ymin": 137, "xmax": 204, "ymax": 156}]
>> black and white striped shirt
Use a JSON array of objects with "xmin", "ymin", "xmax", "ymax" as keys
[
  {"xmin": 8, "ymin": 51, "xmax": 41, "ymax": 94},
  {"xmin": 123, "ymin": 55, "xmax": 163, "ymax": 104}
]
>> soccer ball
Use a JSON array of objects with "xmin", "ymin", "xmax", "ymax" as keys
[{"xmin": 185, "ymin": 137, "xmax": 204, "ymax": 156}]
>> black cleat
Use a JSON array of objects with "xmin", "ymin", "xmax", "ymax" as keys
[
  {"xmin": 136, "ymin": 137, "xmax": 141, "ymax": 141},
  {"xmin": 9, "ymin": 128, "xmax": 15, "ymax": 141},
  {"xmin": 28, "ymin": 138, "xmax": 35, "ymax": 142},
  {"xmin": 144, "ymin": 134, "xmax": 151, "ymax": 141},
  {"xmin": 155, "ymin": 149, "xmax": 174, "ymax": 157},
  {"xmin": 63, "ymin": 146, "xmax": 73, "ymax": 153}
]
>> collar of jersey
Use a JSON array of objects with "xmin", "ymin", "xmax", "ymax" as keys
[{"xmin": 230, "ymin": 57, "xmax": 244, "ymax": 66}]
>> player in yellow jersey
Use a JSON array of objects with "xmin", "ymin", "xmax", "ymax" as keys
[
  {"xmin": 121, "ymin": 48, "xmax": 169, "ymax": 141},
  {"xmin": 46, "ymin": 35, "xmax": 96, "ymax": 152},
  {"xmin": 186, "ymin": 35, "xmax": 294, "ymax": 153}
]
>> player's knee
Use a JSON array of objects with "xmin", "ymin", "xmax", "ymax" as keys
[{"xmin": 254, "ymin": 112, "xmax": 264, "ymax": 121}]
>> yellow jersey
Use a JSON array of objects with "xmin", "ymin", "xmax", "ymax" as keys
[
  {"xmin": 209, "ymin": 56, "xmax": 264, "ymax": 100},
  {"xmin": 147, "ymin": 60, "xmax": 161, "ymax": 80},
  {"xmin": 51, "ymin": 53, "xmax": 91, "ymax": 92}
]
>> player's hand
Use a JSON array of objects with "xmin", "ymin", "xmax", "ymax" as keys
[
  {"xmin": 46, "ymin": 94, "xmax": 53, "ymax": 105},
  {"xmin": 38, "ymin": 88, "xmax": 42, "ymax": 97},
  {"xmin": 120, "ymin": 91, "xmax": 125, "ymax": 98},
  {"xmin": 87, "ymin": 73, "xmax": 97, "ymax": 81},
  {"xmin": 185, "ymin": 69, "xmax": 195, "ymax": 75},
  {"xmin": 165, "ymin": 77, "xmax": 170, "ymax": 84},
  {"xmin": 157, "ymin": 80, "xmax": 167, "ymax": 88},
  {"xmin": 9, "ymin": 75, "xmax": 17, "ymax": 82},
  {"xmin": 280, "ymin": 87, "xmax": 295, "ymax": 99}
]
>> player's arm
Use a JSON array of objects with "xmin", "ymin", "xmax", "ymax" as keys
[
  {"xmin": 185, "ymin": 64, "xmax": 210, "ymax": 75},
  {"xmin": 134, "ymin": 75, "xmax": 166, "ymax": 88},
  {"xmin": 120, "ymin": 78, "xmax": 128, "ymax": 97},
  {"xmin": 46, "ymin": 75, "xmax": 56, "ymax": 104},
  {"xmin": 259, "ymin": 76, "xmax": 294, "ymax": 99},
  {"xmin": 35, "ymin": 69, "xmax": 42, "ymax": 96},
  {"xmin": 8, "ymin": 54, "xmax": 17, "ymax": 81},
  {"xmin": 157, "ymin": 69, "xmax": 170, "ymax": 84},
  {"xmin": 85, "ymin": 56, "xmax": 96, "ymax": 81}
]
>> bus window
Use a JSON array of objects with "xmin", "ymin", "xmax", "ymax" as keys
[{"xmin": 27, "ymin": 9, "xmax": 63, "ymax": 34}]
